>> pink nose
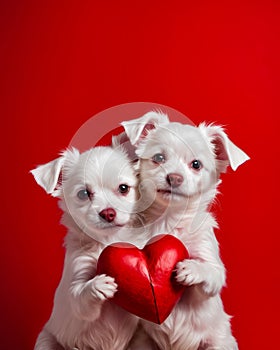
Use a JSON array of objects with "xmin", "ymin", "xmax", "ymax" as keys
[
  {"xmin": 166, "ymin": 173, "xmax": 184, "ymax": 188},
  {"xmin": 99, "ymin": 208, "xmax": 116, "ymax": 223}
]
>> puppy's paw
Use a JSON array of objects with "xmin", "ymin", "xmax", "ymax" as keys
[
  {"xmin": 91, "ymin": 274, "xmax": 118, "ymax": 300},
  {"xmin": 176, "ymin": 259, "xmax": 204, "ymax": 286}
]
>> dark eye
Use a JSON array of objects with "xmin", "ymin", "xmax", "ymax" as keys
[
  {"xmin": 77, "ymin": 189, "xmax": 92, "ymax": 200},
  {"xmin": 118, "ymin": 184, "xmax": 130, "ymax": 195},
  {"xmin": 152, "ymin": 153, "xmax": 165, "ymax": 164},
  {"xmin": 191, "ymin": 160, "xmax": 202, "ymax": 170}
]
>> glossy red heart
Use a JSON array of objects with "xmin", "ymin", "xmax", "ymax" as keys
[{"xmin": 97, "ymin": 234, "xmax": 189, "ymax": 324}]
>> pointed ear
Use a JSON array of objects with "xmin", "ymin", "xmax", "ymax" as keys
[
  {"xmin": 121, "ymin": 111, "xmax": 170, "ymax": 146},
  {"xmin": 30, "ymin": 157, "xmax": 64, "ymax": 196},
  {"xmin": 111, "ymin": 131, "xmax": 138, "ymax": 161},
  {"xmin": 199, "ymin": 123, "xmax": 250, "ymax": 172},
  {"xmin": 30, "ymin": 148, "xmax": 80, "ymax": 196}
]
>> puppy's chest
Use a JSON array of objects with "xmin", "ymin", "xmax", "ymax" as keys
[
  {"xmin": 149, "ymin": 220, "xmax": 206, "ymax": 252},
  {"xmin": 150, "ymin": 218, "xmax": 193, "ymax": 238}
]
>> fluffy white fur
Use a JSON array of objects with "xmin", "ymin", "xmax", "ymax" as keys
[
  {"xmin": 121, "ymin": 111, "xmax": 249, "ymax": 350},
  {"xmin": 31, "ymin": 146, "xmax": 144, "ymax": 350}
]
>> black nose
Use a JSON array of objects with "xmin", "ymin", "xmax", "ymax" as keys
[
  {"xmin": 166, "ymin": 173, "xmax": 184, "ymax": 188},
  {"xmin": 99, "ymin": 208, "xmax": 116, "ymax": 223}
]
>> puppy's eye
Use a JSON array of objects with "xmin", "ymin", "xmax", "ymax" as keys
[
  {"xmin": 191, "ymin": 160, "xmax": 202, "ymax": 170},
  {"xmin": 77, "ymin": 189, "xmax": 92, "ymax": 200},
  {"xmin": 118, "ymin": 184, "xmax": 130, "ymax": 195},
  {"xmin": 152, "ymin": 153, "xmax": 165, "ymax": 164}
]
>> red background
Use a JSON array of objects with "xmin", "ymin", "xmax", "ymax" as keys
[{"xmin": 1, "ymin": 1, "xmax": 279, "ymax": 348}]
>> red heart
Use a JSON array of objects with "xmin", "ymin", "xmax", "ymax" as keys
[{"xmin": 97, "ymin": 234, "xmax": 189, "ymax": 324}]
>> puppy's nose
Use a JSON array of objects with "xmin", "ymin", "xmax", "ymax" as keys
[
  {"xmin": 99, "ymin": 208, "xmax": 116, "ymax": 223},
  {"xmin": 166, "ymin": 173, "xmax": 184, "ymax": 188}
]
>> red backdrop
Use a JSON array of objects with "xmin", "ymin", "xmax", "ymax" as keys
[{"xmin": 1, "ymin": 1, "xmax": 279, "ymax": 348}]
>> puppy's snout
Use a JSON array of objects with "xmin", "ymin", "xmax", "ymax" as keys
[
  {"xmin": 166, "ymin": 173, "xmax": 184, "ymax": 188},
  {"xmin": 99, "ymin": 208, "xmax": 116, "ymax": 223}
]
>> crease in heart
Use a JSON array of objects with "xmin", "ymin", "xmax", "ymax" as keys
[{"xmin": 147, "ymin": 267, "xmax": 161, "ymax": 324}]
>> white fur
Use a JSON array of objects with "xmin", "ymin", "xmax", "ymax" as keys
[
  {"xmin": 122, "ymin": 112, "xmax": 249, "ymax": 350},
  {"xmin": 31, "ymin": 146, "xmax": 144, "ymax": 350}
]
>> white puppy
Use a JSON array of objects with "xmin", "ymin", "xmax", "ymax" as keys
[
  {"xmin": 31, "ymin": 146, "xmax": 141, "ymax": 350},
  {"xmin": 121, "ymin": 112, "xmax": 249, "ymax": 350}
]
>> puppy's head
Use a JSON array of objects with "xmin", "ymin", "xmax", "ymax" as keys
[
  {"xmin": 122, "ymin": 111, "xmax": 250, "ymax": 211},
  {"xmin": 31, "ymin": 146, "xmax": 137, "ymax": 243}
]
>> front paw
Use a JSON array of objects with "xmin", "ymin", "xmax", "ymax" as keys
[
  {"xmin": 91, "ymin": 274, "xmax": 118, "ymax": 300},
  {"xmin": 176, "ymin": 259, "xmax": 204, "ymax": 286}
]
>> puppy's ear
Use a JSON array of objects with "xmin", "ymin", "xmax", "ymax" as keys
[
  {"xmin": 30, "ymin": 148, "xmax": 80, "ymax": 197},
  {"xmin": 30, "ymin": 157, "xmax": 64, "ymax": 196},
  {"xmin": 121, "ymin": 111, "xmax": 169, "ymax": 146},
  {"xmin": 111, "ymin": 131, "xmax": 138, "ymax": 161},
  {"xmin": 199, "ymin": 123, "xmax": 250, "ymax": 172}
]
